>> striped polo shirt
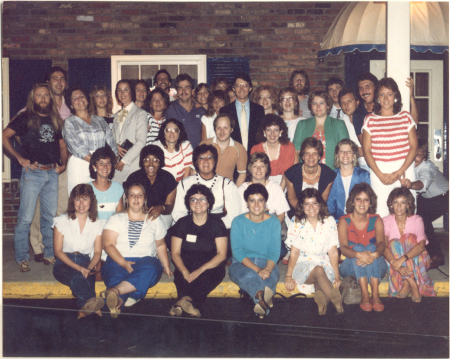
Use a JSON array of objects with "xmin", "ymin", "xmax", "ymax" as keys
[{"xmin": 362, "ymin": 111, "xmax": 415, "ymax": 162}]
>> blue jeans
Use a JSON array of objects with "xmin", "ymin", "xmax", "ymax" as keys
[
  {"xmin": 53, "ymin": 253, "xmax": 96, "ymax": 308},
  {"xmin": 14, "ymin": 168, "xmax": 59, "ymax": 263},
  {"xmin": 229, "ymin": 257, "xmax": 280, "ymax": 306},
  {"xmin": 339, "ymin": 243, "xmax": 388, "ymax": 282}
]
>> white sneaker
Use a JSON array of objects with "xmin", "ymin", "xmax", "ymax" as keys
[{"xmin": 124, "ymin": 297, "xmax": 140, "ymax": 307}]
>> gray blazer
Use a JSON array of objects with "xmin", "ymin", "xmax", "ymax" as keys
[{"xmin": 112, "ymin": 102, "xmax": 148, "ymax": 184}]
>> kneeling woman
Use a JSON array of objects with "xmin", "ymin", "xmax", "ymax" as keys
[
  {"xmin": 169, "ymin": 184, "xmax": 228, "ymax": 317},
  {"xmin": 338, "ymin": 183, "xmax": 387, "ymax": 312},
  {"xmin": 229, "ymin": 183, "xmax": 281, "ymax": 319},
  {"xmin": 284, "ymin": 188, "xmax": 343, "ymax": 315},
  {"xmin": 101, "ymin": 183, "xmax": 173, "ymax": 318},
  {"xmin": 53, "ymin": 184, "xmax": 104, "ymax": 319},
  {"xmin": 383, "ymin": 187, "xmax": 435, "ymax": 301}
]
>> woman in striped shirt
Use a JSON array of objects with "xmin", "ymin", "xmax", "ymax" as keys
[
  {"xmin": 154, "ymin": 119, "xmax": 193, "ymax": 182},
  {"xmin": 362, "ymin": 78, "xmax": 418, "ymax": 218}
]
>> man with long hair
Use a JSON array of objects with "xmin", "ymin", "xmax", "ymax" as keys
[{"xmin": 2, "ymin": 83, "xmax": 68, "ymax": 272}]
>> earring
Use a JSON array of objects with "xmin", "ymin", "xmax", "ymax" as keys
[
  {"xmin": 264, "ymin": 133, "xmax": 266, "ymax": 137},
  {"xmin": 394, "ymin": 99, "xmax": 397, "ymax": 103},
  {"xmin": 279, "ymin": 134, "xmax": 281, "ymax": 138},
  {"xmin": 94, "ymin": 168, "xmax": 97, "ymax": 172}
]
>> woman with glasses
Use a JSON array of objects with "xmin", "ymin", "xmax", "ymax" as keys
[
  {"xmin": 251, "ymin": 85, "xmax": 278, "ymax": 116},
  {"xmin": 169, "ymin": 184, "xmax": 228, "ymax": 317},
  {"xmin": 278, "ymin": 87, "xmax": 305, "ymax": 142},
  {"xmin": 153, "ymin": 119, "xmax": 193, "ymax": 182},
  {"xmin": 124, "ymin": 145, "xmax": 178, "ymax": 230}
]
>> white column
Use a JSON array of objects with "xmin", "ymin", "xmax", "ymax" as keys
[{"xmin": 386, "ymin": 2, "xmax": 410, "ymax": 110}]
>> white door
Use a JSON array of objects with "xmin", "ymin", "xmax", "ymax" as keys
[{"xmin": 2, "ymin": 57, "xmax": 11, "ymax": 182}]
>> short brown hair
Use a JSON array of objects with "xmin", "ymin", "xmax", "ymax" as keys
[
  {"xmin": 334, "ymin": 139, "xmax": 359, "ymax": 168},
  {"xmin": 307, "ymin": 90, "xmax": 333, "ymax": 115},
  {"xmin": 346, "ymin": 183, "xmax": 377, "ymax": 214},
  {"xmin": 67, "ymin": 184, "xmax": 98, "ymax": 221},
  {"xmin": 246, "ymin": 152, "xmax": 271, "ymax": 181},
  {"xmin": 417, "ymin": 139, "xmax": 428, "ymax": 160},
  {"xmin": 294, "ymin": 188, "xmax": 329, "ymax": 223},
  {"xmin": 299, "ymin": 137, "xmax": 324, "ymax": 160},
  {"xmin": 387, "ymin": 187, "xmax": 415, "ymax": 216},
  {"xmin": 251, "ymin": 85, "xmax": 279, "ymax": 111},
  {"xmin": 213, "ymin": 113, "xmax": 235, "ymax": 130},
  {"xmin": 255, "ymin": 114, "xmax": 290, "ymax": 145}
]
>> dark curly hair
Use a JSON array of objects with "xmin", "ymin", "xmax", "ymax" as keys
[
  {"xmin": 157, "ymin": 118, "xmax": 188, "ymax": 152},
  {"xmin": 387, "ymin": 187, "xmax": 415, "ymax": 216},
  {"xmin": 255, "ymin": 114, "xmax": 290, "ymax": 145},
  {"xmin": 294, "ymin": 188, "xmax": 329, "ymax": 224},
  {"xmin": 307, "ymin": 90, "xmax": 333, "ymax": 116},
  {"xmin": 139, "ymin": 144, "xmax": 165, "ymax": 169},
  {"xmin": 67, "ymin": 184, "xmax": 98, "ymax": 221},
  {"xmin": 244, "ymin": 183, "xmax": 269, "ymax": 202},
  {"xmin": 373, "ymin": 77, "xmax": 403, "ymax": 115},
  {"xmin": 192, "ymin": 144, "xmax": 218, "ymax": 174},
  {"xmin": 124, "ymin": 183, "xmax": 148, "ymax": 213},
  {"xmin": 278, "ymin": 87, "xmax": 299, "ymax": 116},
  {"xmin": 65, "ymin": 85, "xmax": 90, "ymax": 115},
  {"xmin": 246, "ymin": 152, "xmax": 271, "ymax": 181},
  {"xmin": 345, "ymin": 182, "xmax": 377, "ymax": 214},
  {"xmin": 89, "ymin": 146, "xmax": 116, "ymax": 180},
  {"xmin": 184, "ymin": 184, "xmax": 215, "ymax": 212},
  {"xmin": 299, "ymin": 137, "xmax": 324, "ymax": 161}
]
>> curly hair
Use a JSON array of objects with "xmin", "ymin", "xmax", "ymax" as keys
[
  {"xmin": 299, "ymin": 137, "xmax": 324, "ymax": 161},
  {"xmin": 251, "ymin": 85, "xmax": 279, "ymax": 111},
  {"xmin": 65, "ymin": 85, "xmax": 90, "ymax": 115},
  {"xmin": 277, "ymin": 87, "xmax": 299, "ymax": 116},
  {"xmin": 89, "ymin": 146, "xmax": 116, "ymax": 180},
  {"xmin": 334, "ymin": 139, "xmax": 359, "ymax": 168},
  {"xmin": 212, "ymin": 77, "xmax": 230, "ymax": 91},
  {"xmin": 148, "ymin": 87, "xmax": 170, "ymax": 115},
  {"xmin": 373, "ymin": 77, "xmax": 403, "ymax": 115},
  {"xmin": 212, "ymin": 90, "xmax": 230, "ymax": 109},
  {"xmin": 289, "ymin": 70, "xmax": 310, "ymax": 95},
  {"xmin": 184, "ymin": 184, "xmax": 215, "ymax": 212},
  {"xmin": 124, "ymin": 183, "xmax": 148, "ymax": 213},
  {"xmin": 246, "ymin": 152, "xmax": 271, "ymax": 181},
  {"xmin": 67, "ymin": 184, "xmax": 98, "ymax": 221},
  {"xmin": 387, "ymin": 187, "xmax": 415, "ymax": 216},
  {"xmin": 255, "ymin": 114, "xmax": 290, "ymax": 145},
  {"xmin": 294, "ymin": 188, "xmax": 329, "ymax": 224},
  {"xmin": 89, "ymin": 85, "xmax": 113, "ymax": 116},
  {"xmin": 192, "ymin": 144, "xmax": 218, "ymax": 173},
  {"xmin": 139, "ymin": 144, "xmax": 165, "ymax": 169},
  {"xmin": 345, "ymin": 182, "xmax": 377, "ymax": 214},
  {"xmin": 157, "ymin": 118, "xmax": 188, "ymax": 152},
  {"xmin": 307, "ymin": 90, "xmax": 333, "ymax": 116},
  {"xmin": 244, "ymin": 183, "xmax": 269, "ymax": 202}
]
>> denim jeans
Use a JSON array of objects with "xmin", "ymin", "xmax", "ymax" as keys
[
  {"xmin": 14, "ymin": 168, "xmax": 59, "ymax": 263},
  {"xmin": 53, "ymin": 253, "xmax": 96, "ymax": 308},
  {"xmin": 229, "ymin": 257, "xmax": 280, "ymax": 306},
  {"xmin": 339, "ymin": 243, "xmax": 388, "ymax": 282}
]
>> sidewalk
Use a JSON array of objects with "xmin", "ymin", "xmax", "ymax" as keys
[{"xmin": 3, "ymin": 231, "xmax": 449, "ymax": 299}]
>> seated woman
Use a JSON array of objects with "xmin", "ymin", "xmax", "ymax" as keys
[
  {"xmin": 327, "ymin": 139, "xmax": 370, "ymax": 222},
  {"xmin": 154, "ymin": 119, "xmax": 193, "ymax": 182},
  {"xmin": 101, "ymin": 183, "xmax": 173, "ymax": 317},
  {"xmin": 251, "ymin": 85, "xmax": 278, "ymax": 116},
  {"xmin": 284, "ymin": 188, "xmax": 343, "ymax": 315},
  {"xmin": 229, "ymin": 183, "xmax": 281, "ymax": 319},
  {"xmin": 169, "ymin": 184, "xmax": 228, "ymax": 317},
  {"xmin": 382, "ymin": 187, "xmax": 435, "ymax": 302},
  {"xmin": 338, "ymin": 183, "xmax": 388, "ymax": 312},
  {"xmin": 250, "ymin": 114, "xmax": 299, "ymax": 190},
  {"xmin": 53, "ymin": 184, "xmax": 104, "ymax": 319},
  {"xmin": 124, "ymin": 145, "xmax": 177, "ymax": 230}
]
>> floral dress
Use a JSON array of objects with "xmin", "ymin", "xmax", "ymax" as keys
[{"xmin": 285, "ymin": 216, "xmax": 339, "ymax": 294}]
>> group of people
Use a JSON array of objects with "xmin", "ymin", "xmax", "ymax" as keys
[{"xmin": 3, "ymin": 65, "xmax": 447, "ymax": 319}]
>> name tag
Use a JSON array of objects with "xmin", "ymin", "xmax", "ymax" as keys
[{"xmin": 186, "ymin": 234, "xmax": 197, "ymax": 243}]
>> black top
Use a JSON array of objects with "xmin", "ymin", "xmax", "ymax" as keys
[
  {"xmin": 124, "ymin": 168, "xmax": 177, "ymax": 208},
  {"xmin": 352, "ymin": 101, "xmax": 370, "ymax": 139},
  {"xmin": 171, "ymin": 215, "xmax": 228, "ymax": 271},
  {"xmin": 8, "ymin": 113, "xmax": 62, "ymax": 165}
]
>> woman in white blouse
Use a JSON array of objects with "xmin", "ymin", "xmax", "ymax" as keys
[
  {"xmin": 284, "ymin": 188, "xmax": 343, "ymax": 315},
  {"xmin": 53, "ymin": 184, "xmax": 104, "ymax": 319},
  {"xmin": 101, "ymin": 183, "xmax": 172, "ymax": 318}
]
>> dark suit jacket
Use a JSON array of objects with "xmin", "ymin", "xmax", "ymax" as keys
[{"xmin": 219, "ymin": 101, "xmax": 265, "ymax": 154}]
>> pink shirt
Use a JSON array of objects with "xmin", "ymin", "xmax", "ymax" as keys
[{"xmin": 382, "ymin": 214, "xmax": 428, "ymax": 244}]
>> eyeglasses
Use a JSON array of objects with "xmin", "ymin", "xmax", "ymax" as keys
[
  {"xmin": 143, "ymin": 157, "xmax": 160, "ymax": 163},
  {"xmin": 234, "ymin": 84, "xmax": 249, "ymax": 89},
  {"xmin": 198, "ymin": 155, "xmax": 214, "ymax": 161},
  {"xmin": 281, "ymin": 96, "xmax": 295, "ymax": 102},
  {"xmin": 165, "ymin": 128, "xmax": 180, "ymax": 133},
  {"xmin": 190, "ymin": 197, "xmax": 207, "ymax": 204}
]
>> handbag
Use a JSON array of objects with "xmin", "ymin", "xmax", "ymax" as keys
[{"xmin": 340, "ymin": 276, "xmax": 362, "ymax": 305}]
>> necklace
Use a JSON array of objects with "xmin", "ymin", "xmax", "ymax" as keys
[
  {"xmin": 302, "ymin": 164, "xmax": 320, "ymax": 180},
  {"xmin": 263, "ymin": 142, "xmax": 280, "ymax": 161},
  {"xmin": 196, "ymin": 174, "xmax": 218, "ymax": 189}
]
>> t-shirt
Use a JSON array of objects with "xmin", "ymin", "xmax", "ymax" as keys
[
  {"xmin": 146, "ymin": 113, "xmax": 165, "ymax": 145},
  {"xmin": 171, "ymin": 215, "xmax": 228, "ymax": 270},
  {"xmin": 154, "ymin": 140, "xmax": 193, "ymax": 182},
  {"xmin": 90, "ymin": 181, "xmax": 124, "ymax": 221},
  {"xmin": 341, "ymin": 174, "xmax": 352, "ymax": 206},
  {"xmin": 8, "ymin": 112, "xmax": 62, "ymax": 164}
]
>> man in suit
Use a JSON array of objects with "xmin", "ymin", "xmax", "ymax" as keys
[
  {"xmin": 219, "ymin": 73, "xmax": 265, "ymax": 154},
  {"xmin": 112, "ymin": 79, "xmax": 148, "ymax": 184}
]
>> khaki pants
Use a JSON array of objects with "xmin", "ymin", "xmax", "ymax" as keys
[{"xmin": 30, "ymin": 170, "xmax": 68, "ymax": 255}]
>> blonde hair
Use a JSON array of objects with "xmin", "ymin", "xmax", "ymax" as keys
[{"xmin": 89, "ymin": 85, "xmax": 113, "ymax": 116}]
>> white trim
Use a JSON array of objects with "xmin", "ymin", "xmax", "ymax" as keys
[{"xmin": 2, "ymin": 57, "xmax": 11, "ymax": 183}]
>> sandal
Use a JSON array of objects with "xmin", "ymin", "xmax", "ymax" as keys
[
  {"xmin": 169, "ymin": 305, "xmax": 183, "ymax": 317},
  {"xmin": 180, "ymin": 299, "xmax": 201, "ymax": 317},
  {"xmin": 263, "ymin": 287, "xmax": 274, "ymax": 308},
  {"xmin": 77, "ymin": 297, "xmax": 105, "ymax": 319},
  {"xmin": 411, "ymin": 295, "xmax": 422, "ymax": 303},
  {"xmin": 18, "ymin": 261, "xmax": 30, "ymax": 272},
  {"xmin": 370, "ymin": 297, "xmax": 384, "ymax": 312},
  {"xmin": 254, "ymin": 302, "xmax": 267, "ymax": 319},
  {"xmin": 330, "ymin": 288, "xmax": 344, "ymax": 314},
  {"xmin": 314, "ymin": 290, "xmax": 327, "ymax": 315},
  {"xmin": 100, "ymin": 287, "xmax": 123, "ymax": 318}
]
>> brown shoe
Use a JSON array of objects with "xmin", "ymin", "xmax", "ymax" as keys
[
  {"xmin": 34, "ymin": 253, "xmax": 44, "ymax": 262},
  {"xmin": 429, "ymin": 254, "xmax": 445, "ymax": 269},
  {"xmin": 43, "ymin": 257, "xmax": 56, "ymax": 265}
]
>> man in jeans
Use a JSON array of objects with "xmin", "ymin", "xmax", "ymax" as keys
[{"xmin": 2, "ymin": 83, "xmax": 68, "ymax": 271}]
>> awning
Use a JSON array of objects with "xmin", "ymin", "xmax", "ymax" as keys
[{"xmin": 318, "ymin": 2, "xmax": 449, "ymax": 58}]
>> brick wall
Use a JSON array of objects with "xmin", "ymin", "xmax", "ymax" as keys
[
  {"xmin": 3, "ymin": 181, "xmax": 20, "ymax": 234},
  {"xmin": 2, "ymin": 1, "xmax": 347, "ymax": 89}
]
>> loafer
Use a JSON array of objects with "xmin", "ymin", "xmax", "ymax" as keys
[
  {"xmin": 34, "ymin": 253, "xmax": 44, "ymax": 262},
  {"xmin": 43, "ymin": 257, "xmax": 56, "ymax": 265}
]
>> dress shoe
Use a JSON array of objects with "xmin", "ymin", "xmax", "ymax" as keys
[
  {"xmin": 34, "ymin": 253, "xmax": 44, "ymax": 262},
  {"xmin": 429, "ymin": 254, "xmax": 445, "ymax": 269},
  {"xmin": 43, "ymin": 257, "xmax": 56, "ymax": 265}
]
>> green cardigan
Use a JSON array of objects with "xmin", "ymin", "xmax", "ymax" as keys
[{"xmin": 293, "ymin": 116, "xmax": 349, "ymax": 170}]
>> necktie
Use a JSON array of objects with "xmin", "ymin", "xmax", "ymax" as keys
[
  {"xmin": 241, "ymin": 104, "xmax": 248, "ymax": 150},
  {"xmin": 336, "ymin": 109, "xmax": 341, "ymax": 119},
  {"xmin": 117, "ymin": 108, "xmax": 129, "ymax": 123}
]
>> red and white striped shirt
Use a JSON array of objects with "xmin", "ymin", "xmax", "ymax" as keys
[
  {"xmin": 154, "ymin": 140, "xmax": 193, "ymax": 182},
  {"xmin": 362, "ymin": 111, "xmax": 415, "ymax": 163}
]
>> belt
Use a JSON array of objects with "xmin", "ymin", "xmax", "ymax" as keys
[
  {"xmin": 33, "ymin": 163, "xmax": 57, "ymax": 170},
  {"xmin": 65, "ymin": 251, "xmax": 84, "ymax": 255}
]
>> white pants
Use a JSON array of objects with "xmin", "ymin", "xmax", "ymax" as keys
[{"xmin": 67, "ymin": 155, "xmax": 92, "ymax": 196}]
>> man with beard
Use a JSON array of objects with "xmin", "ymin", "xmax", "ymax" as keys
[
  {"xmin": 3, "ymin": 83, "xmax": 68, "ymax": 271},
  {"xmin": 154, "ymin": 69, "xmax": 175, "ymax": 101},
  {"xmin": 289, "ymin": 70, "xmax": 311, "ymax": 119}
]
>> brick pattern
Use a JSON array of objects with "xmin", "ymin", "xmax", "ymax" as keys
[
  {"xmin": 3, "ymin": 181, "xmax": 20, "ymax": 234},
  {"xmin": 2, "ymin": 1, "xmax": 347, "ymax": 89}
]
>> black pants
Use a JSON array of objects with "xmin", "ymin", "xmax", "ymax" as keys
[{"xmin": 417, "ymin": 191, "xmax": 448, "ymax": 257}]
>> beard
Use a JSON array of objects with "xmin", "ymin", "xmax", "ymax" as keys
[{"xmin": 34, "ymin": 102, "xmax": 52, "ymax": 115}]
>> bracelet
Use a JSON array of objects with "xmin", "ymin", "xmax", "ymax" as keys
[
  {"xmin": 87, "ymin": 267, "xmax": 93, "ymax": 272},
  {"xmin": 404, "ymin": 254, "xmax": 409, "ymax": 261},
  {"xmin": 161, "ymin": 205, "xmax": 166, "ymax": 212}
]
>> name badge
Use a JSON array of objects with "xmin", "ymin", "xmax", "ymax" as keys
[{"xmin": 186, "ymin": 234, "xmax": 197, "ymax": 243}]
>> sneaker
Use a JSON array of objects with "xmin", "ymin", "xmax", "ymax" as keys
[
  {"xmin": 124, "ymin": 297, "xmax": 140, "ymax": 307},
  {"xmin": 19, "ymin": 261, "xmax": 31, "ymax": 272},
  {"xmin": 43, "ymin": 257, "xmax": 56, "ymax": 265}
]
